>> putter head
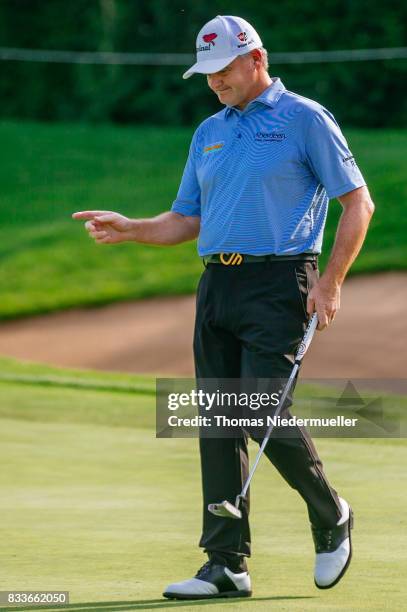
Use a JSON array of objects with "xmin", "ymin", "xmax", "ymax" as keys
[{"xmin": 208, "ymin": 500, "xmax": 242, "ymax": 520}]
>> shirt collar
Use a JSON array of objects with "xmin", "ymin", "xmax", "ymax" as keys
[{"xmin": 225, "ymin": 77, "xmax": 286, "ymax": 118}]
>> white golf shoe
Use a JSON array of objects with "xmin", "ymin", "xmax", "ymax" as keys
[
  {"xmin": 313, "ymin": 497, "xmax": 354, "ymax": 589},
  {"xmin": 163, "ymin": 560, "xmax": 252, "ymax": 600}
]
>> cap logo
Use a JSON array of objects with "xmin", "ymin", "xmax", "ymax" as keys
[
  {"xmin": 197, "ymin": 32, "xmax": 218, "ymax": 53},
  {"xmin": 237, "ymin": 32, "xmax": 247, "ymax": 42},
  {"xmin": 202, "ymin": 33, "xmax": 217, "ymax": 45}
]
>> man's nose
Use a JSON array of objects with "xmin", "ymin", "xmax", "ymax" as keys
[{"xmin": 208, "ymin": 74, "xmax": 223, "ymax": 89}]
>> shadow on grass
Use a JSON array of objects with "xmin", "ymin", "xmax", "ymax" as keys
[{"xmin": 5, "ymin": 594, "xmax": 315, "ymax": 611}]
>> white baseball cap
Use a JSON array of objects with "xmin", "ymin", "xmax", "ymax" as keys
[{"xmin": 183, "ymin": 15, "xmax": 263, "ymax": 79}]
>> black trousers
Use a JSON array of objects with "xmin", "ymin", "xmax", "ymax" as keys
[{"xmin": 193, "ymin": 258, "xmax": 342, "ymax": 571}]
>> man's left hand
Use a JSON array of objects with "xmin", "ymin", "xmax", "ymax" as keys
[{"xmin": 307, "ymin": 278, "xmax": 341, "ymax": 331}]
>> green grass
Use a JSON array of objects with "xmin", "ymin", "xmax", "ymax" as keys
[
  {"xmin": 1, "ymin": 120, "xmax": 406, "ymax": 319},
  {"xmin": 0, "ymin": 357, "xmax": 407, "ymax": 610}
]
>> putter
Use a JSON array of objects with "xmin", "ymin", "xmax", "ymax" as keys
[{"xmin": 208, "ymin": 313, "xmax": 319, "ymax": 519}]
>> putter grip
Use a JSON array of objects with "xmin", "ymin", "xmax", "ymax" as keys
[{"xmin": 295, "ymin": 313, "xmax": 318, "ymax": 363}]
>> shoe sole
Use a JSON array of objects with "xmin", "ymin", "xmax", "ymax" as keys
[
  {"xmin": 315, "ymin": 506, "xmax": 354, "ymax": 590},
  {"xmin": 163, "ymin": 590, "xmax": 252, "ymax": 600}
]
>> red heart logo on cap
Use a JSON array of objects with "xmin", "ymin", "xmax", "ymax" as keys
[{"xmin": 203, "ymin": 33, "xmax": 218, "ymax": 43}]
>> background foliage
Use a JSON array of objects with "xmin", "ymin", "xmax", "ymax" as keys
[{"xmin": 0, "ymin": 0, "xmax": 406, "ymax": 127}]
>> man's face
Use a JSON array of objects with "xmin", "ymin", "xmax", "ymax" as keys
[{"xmin": 206, "ymin": 54, "xmax": 257, "ymax": 109}]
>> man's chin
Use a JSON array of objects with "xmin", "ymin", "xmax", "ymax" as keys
[{"xmin": 218, "ymin": 91, "xmax": 235, "ymax": 105}]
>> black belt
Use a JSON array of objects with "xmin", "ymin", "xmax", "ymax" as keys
[{"xmin": 202, "ymin": 253, "xmax": 318, "ymax": 266}]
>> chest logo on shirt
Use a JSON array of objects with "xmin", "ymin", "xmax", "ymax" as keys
[
  {"xmin": 203, "ymin": 141, "xmax": 224, "ymax": 154},
  {"xmin": 255, "ymin": 131, "xmax": 286, "ymax": 142}
]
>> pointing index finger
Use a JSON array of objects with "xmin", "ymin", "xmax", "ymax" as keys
[{"xmin": 72, "ymin": 211, "xmax": 112, "ymax": 220}]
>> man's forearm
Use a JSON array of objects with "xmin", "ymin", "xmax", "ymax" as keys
[
  {"xmin": 322, "ymin": 189, "xmax": 375, "ymax": 287},
  {"xmin": 128, "ymin": 211, "xmax": 200, "ymax": 245}
]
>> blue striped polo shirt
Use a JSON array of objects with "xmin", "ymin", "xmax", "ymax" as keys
[{"xmin": 171, "ymin": 78, "xmax": 366, "ymax": 256}]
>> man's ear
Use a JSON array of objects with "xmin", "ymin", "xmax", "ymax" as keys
[{"xmin": 251, "ymin": 49, "xmax": 263, "ymax": 69}]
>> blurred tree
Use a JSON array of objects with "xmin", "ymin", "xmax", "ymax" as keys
[{"xmin": 0, "ymin": 0, "xmax": 406, "ymax": 126}]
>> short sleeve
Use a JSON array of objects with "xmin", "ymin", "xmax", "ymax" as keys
[
  {"xmin": 171, "ymin": 129, "xmax": 201, "ymax": 217},
  {"xmin": 304, "ymin": 108, "xmax": 366, "ymax": 199}
]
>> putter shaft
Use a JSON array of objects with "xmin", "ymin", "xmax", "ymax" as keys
[{"xmin": 208, "ymin": 314, "xmax": 318, "ymax": 519}]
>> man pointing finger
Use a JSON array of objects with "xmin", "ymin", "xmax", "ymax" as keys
[{"xmin": 73, "ymin": 14, "xmax": 374, "ymax": 600}]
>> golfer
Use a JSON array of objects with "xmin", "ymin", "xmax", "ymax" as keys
[{"xmin": 73, "ymin": 15, "xmax": 374, "ymax": 600}]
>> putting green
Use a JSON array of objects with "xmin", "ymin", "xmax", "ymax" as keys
[{"xmin": 0, "ymin": 360, "xmax": 406, "ymax": 611}]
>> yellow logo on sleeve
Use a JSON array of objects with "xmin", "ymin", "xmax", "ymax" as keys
[{"xmin": 203, "ymin": 142, "xmax": 224, "ymax": 154}]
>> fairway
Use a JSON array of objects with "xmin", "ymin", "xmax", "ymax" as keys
[
  {"xmin": 1, "ymin": 360, "xmax": 406, "ymax": 611},
  {"xmin": 1, "ymin": 120, "xmax": 406, "ymax": 320}
]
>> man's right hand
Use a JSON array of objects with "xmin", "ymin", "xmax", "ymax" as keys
[{"xmin": 72, "ymin": 210, "xmax": 134, "ymax": 244}]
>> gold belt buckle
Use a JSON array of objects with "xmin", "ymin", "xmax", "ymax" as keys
[{"xmin": 219, "ymin": 253, "xmax": 243, "ymax": 266}]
